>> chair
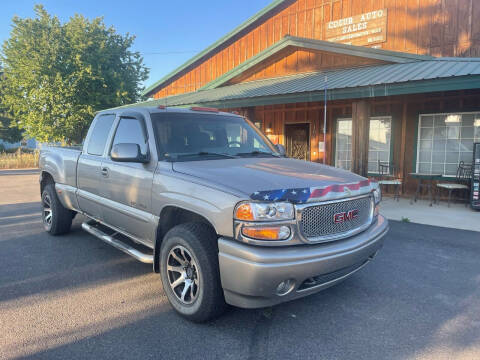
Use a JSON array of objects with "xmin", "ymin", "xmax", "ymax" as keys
[
  {"xmin": 435, "ymin": 161, "xmax": 472, "ymax": 207},
  {"xmin": 377, "ymin": 160, "xmax": 402, "ymax": 201}
]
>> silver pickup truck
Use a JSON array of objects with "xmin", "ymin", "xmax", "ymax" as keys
[{"xmin": 39, "ymin": 106, "xmax": 388, "ymax": 322}]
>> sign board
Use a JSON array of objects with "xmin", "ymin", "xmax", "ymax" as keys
[
  {"xmin": 318, "ymin": 141, "xmax": 325, "ymax": 153},
  {"xmin": 471, "ymin": 143, "xmax": 480, "ymax": 209},
  {"xmin": 325, "ymin": 9, "xmax": 388, "ymax": 47}
]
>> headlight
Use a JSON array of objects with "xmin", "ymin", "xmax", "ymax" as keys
[
  {"xmin": 234, "ymin": 202, "xmax": 294, "ymax": 221},
  {"xmin": 373, "ymin": 187, "xmax": 382, "ymax": 204}
]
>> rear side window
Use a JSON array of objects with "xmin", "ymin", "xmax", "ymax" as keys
[
  {"xmin": 111, "ymin": 117, "xmax": 148, "ymax": 156},
  {"xmin": 87, "ymin": 114, "xmax": 115, "ymax": 156}
]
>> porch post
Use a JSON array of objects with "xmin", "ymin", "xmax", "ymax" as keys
[
  {"xmin": 351, "ymin": 100, "xmax": 370, "ymax": 177},
  {"xmin": 245, "ymin": 107, "xmax": 257, "ymax": 126},
  {"xmin": 399, "ymin": 100, "xmax": 408, "ymax": 193}
]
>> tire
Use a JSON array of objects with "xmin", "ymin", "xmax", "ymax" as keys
[
  {"xmin": 159, "ymin": 223, "xmax": 227, "ymax": 322},
  {"xmin": 41, "ymin": 183, "xmax": 73, "ymax": 235}
]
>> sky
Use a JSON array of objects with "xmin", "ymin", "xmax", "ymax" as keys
[{"xmin": 0, "ymin": 0, "xmax": 273, "ymax": 89}]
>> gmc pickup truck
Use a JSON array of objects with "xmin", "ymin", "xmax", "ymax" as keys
[{"xmin": 39, "ymin": 106, "xmax": 388, "ymax": 322}]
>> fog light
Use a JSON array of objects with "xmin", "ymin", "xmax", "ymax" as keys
[{"xmin": 276, "ymin": 279, "xmax": 295, "ymax": 296}]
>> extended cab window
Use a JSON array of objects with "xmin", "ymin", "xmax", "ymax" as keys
[
  {"xmin": 87, "ymin": 114, "xmax": 115, "ymax": 156},
  {"xmin": 111, "ymin": 117, "xmax": 148, "ymax": 156}
]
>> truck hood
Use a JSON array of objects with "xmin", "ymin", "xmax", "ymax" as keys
[{"xmin": 172, "ymin": 157, "xmax": 374, "ymax": 202}]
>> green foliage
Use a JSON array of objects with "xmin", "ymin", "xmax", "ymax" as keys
[
  {"xmin": 0, "ymin": 71, "xmax": 23, "ymax": 143},
  {"xmin": 0, "ymin": 114, "xmax": 23, "ymax": 144},
  {"xmin": 0, "ymin": 5, "xmax": 149, "ymax": 144}
]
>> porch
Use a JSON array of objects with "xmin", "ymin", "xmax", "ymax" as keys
[{"xmin": 380, "ymin": 197, "xmax": 479, "ymax": 232}]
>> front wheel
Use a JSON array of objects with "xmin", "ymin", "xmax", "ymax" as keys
[
  {"xmin": 159, "ymin": 223, "xmax": 227, "ymax": 322},
  {"xmin": 42, "ymin": 183, "xmax": 73, "ymax": 235}
]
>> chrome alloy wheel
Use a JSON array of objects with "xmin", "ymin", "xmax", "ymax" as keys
[
  {"xmin": 42, "ymin": 193, "xmax": 53, "ymax": 229},
  {"xmin": 166, "ymin": 245, "xmax": 200, "ymax": 305}
]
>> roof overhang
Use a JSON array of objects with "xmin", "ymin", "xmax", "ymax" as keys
[
  {"xmin": 187, "ymin": 75, "xmax": 480, "ymax": 108},
  {"xmin": 113, "ymin": 72, "xmax": 480, "ymax": 112}
]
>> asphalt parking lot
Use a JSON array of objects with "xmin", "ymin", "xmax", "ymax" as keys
[{"xmin": 1, "ymin": 170, "xmax": 479, "ymax": 360}]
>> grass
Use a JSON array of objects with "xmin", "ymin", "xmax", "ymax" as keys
[
  {"xmin": 401, "ymin": 217, "xmax": 411, "ymax": 223},
  {"xmin": 0, "ymin": 149, "xmax": 39, "ymax": 169}
]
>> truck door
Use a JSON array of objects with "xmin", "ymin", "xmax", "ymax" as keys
[
  {"xmin": 99, "ymin": 114, "xmax": 156, "ymax": 246},
  {"xmin": 77, "ymin": 114, "xmax": 116, "ymax": 220}
]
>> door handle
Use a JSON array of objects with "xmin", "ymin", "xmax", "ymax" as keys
[{"xmin": 101, "ymin": 167, "xmax": 109, "ymax": 177}]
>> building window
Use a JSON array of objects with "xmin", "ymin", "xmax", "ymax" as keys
[
  {"xmin": 335, "ymin": 117, "xmax": 392, "ymax": 173},
  {"xmin": 368, "ymin": 117, "xmax": 392, "ymax": 173},
  {"xmin": 416, "ymin": 112, "xmax": 480, "ymax": 176},
  {"xmin": 335, "ymin": 118, "xmax": 352, "ymax": 171}
]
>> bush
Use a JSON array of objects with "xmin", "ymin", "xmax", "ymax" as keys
[{"xmin": 0, "ymin": 150, "xmax": 39, "ymax": 169}]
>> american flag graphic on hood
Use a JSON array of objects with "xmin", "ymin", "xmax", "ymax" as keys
[{"xmin": 250, "ymin": 179, "xmax": 378, "ymax": 204}]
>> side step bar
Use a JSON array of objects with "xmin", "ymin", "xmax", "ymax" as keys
[{"xmin": 82, "ymin": 221, "xmax": 153, "ymax": 264}]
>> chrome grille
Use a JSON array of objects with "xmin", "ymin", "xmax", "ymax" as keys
[{"xmin": 299, "ymin": 196, "xmax": 373, "ymax": 241}]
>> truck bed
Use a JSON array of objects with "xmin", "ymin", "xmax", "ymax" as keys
[{"xmin": 39, "ymin": 145, "xmax": 82, "ymax": 188}]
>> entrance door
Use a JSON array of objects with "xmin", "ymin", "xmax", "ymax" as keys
[{"xmin": 285, "ymin": 123, "xmax": 310, "ymax": 161}]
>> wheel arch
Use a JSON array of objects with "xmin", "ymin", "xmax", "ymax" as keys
[
  {"xmin": 40, "ymin": 171, "xmax": 55, "ymax": 195},
  {"xmin": 153, "ymin": 206, "xmax": 217, "ymax": 273}
]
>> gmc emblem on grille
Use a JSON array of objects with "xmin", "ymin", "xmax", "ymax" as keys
[{"xmin": 333, "ymin": 209, "xmax": 359, "ymax": 224}]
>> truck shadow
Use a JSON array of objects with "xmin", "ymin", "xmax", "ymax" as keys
[{"xmin": 0, "ymin": 201, "xmax": 152, "ymax": 305}]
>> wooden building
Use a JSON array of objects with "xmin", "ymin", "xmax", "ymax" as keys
[{"xmin": 139, "ymin": 0, "xmax": 480, "ymax": 194}]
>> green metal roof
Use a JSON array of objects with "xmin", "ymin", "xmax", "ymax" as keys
[
  {"xmin": 118, "ymin": 57, "xmax": 480, "ymax": 110},
  {"xmin": 142, "ymin": 0, "xmax": 291, "ymax": 97},
  {"xmin": 201, "ymin": 36, "xmax": 433, "ymax": 90}
]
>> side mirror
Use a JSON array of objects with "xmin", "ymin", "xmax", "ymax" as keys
[
  {"xmin": 275, "ymin": 144, "xmax": 286, "ymax": 156},
  {"xmin": 111, "ymin": 143, "xmax": 149, "ymax": 163}
]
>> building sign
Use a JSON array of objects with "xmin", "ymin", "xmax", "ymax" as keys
[{"xmin": 325, "ymin": 9, "xmax": 388, "ymax": 47}]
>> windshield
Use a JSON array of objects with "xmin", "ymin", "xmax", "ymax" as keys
[{"xmin": 151, "ymin": 112, "xmax": 279, "ymax": 161}]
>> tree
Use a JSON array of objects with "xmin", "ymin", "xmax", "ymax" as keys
[
  {"xmin": 0, "ymin": 115, "xmax": 23, "ymax": 144},
  {"xmin": 0, "ymin": 5, "xmax": 149, "ymax": 144},
  {"xmin": 0, "ymin": 71, "xmax": 23, "ymax": 144}
]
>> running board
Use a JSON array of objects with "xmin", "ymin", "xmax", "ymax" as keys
[{"xmin": 82, "ymin": 221, "xmax": 153, "ymax": 264}]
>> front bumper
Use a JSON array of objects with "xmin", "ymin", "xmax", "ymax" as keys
[{"xmin": 218, "ymin": 215, "xmax": 389, "ymax": 308}]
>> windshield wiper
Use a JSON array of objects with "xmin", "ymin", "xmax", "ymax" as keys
[
  {"xmin": 174, "ymin": 152, "xmax": 237, "ymax": 159},
  {"xmin": 235, "ymin": 151, "xmax": 279, "ymax": 157}
]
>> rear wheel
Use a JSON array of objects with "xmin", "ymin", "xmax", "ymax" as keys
[
  {"xmin": 159, "ymin": 223, "xmax": 226, "ymax": 322},
  {"xmin": 42, "ymin": 183, "xmax": 73, "ymax": 235}
]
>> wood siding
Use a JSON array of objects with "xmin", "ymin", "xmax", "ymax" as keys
[
  {"xmin": 152, "ymin": 0, "xmax": 480, "ymax": 99},
  {"xmin": 228, "ymin": 47, "xmax": 388, "ymax": 84}
]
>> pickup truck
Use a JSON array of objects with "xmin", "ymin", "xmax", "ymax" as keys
[{"xmin": 39, "ymin": 106, "xmax": 389, "ymax": 322}]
